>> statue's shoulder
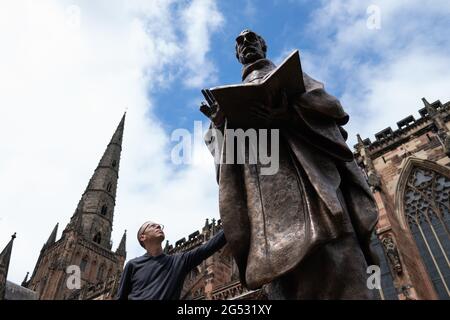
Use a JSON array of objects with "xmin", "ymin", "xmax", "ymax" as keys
[{"xmin": 302, "ymin": 72, "xmax": 324, "ymax": 92}]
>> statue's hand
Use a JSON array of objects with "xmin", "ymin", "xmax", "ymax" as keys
[
  {"xmin": 210, "ymin": 102, "xmax": 226, "ymax": 127},
  {"xmin": 200, "ymin": 101, "xmax": 225, "ymax": 127},
  {"xmin": 200, "ymin": 89, "xmax": 226, "ymax": 127}
]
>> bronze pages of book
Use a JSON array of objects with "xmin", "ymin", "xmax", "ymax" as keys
[{"xmin": 206, "ymin": 50, "xmax": 305, "ymax": 128}]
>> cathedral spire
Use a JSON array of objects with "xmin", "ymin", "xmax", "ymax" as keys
[
  {"xmin": 110, "ymin": 112, "xmax": 126, "ymax": 146},
  {"xmin": 0, "ymin": 233, "xmax": 16, "ymax": 271},
  {"xmin": 64, "ymin": 113, "xmax": 126, "ymax": 248},
  {"xmin": 87, "ymin": 111, "xmax": 126, "ymax": 194},
  {"xmin": 28, "ymin": 113, "xmax": 128, "ymax": 300},
  {"xmin": 0, "ymin": 233, "xmax": 16, "ymax": 299},
  {"xmin": 44, "ymin": 223, "xmax": 58, "ymax": 249},
  {"xmin": 21, "ymin": 272, "xmax": 29, "ymax": 287},
  {"xmin": 115, "ymin": 230, "xmax": 127, "ymax": 258}
]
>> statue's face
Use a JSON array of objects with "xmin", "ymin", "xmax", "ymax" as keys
[{"xmin": 235, "ymin": 30, "xmax": 265, "ymax": 65}]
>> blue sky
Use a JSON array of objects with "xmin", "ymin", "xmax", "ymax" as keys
[
  {"xmin": 150, "ymin": 0, "xmax": 450, "ymax": 144},
  {"xmin": 152, "ymin": 1, "xmax": 320, "ymax": 132},
  {"xmin": 1, "ymin": 0, "xmax": 450, "ymax": 284}
]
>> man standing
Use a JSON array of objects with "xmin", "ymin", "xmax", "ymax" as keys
[
  {"xmin": 116, "ymin": 221, "xmax": 226, "ymax": 300},
  {"xmin": 202, "ymin": 29, "xmax": 379, "ymax": 299}
]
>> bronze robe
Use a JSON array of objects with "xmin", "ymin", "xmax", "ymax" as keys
[{"xmin": 205, "ymin": 59, "xmax": 379, "ymax": 296}]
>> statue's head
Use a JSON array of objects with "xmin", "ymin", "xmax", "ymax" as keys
[{"xmin": 235, "ymin": 29, "xmax": 267, "ymax": 65}]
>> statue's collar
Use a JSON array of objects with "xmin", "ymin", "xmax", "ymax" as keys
[{"xmin": 241, "ymin": 58, "xmax": 276, "ymax": 82}]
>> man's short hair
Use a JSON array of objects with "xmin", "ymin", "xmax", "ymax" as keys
[{"xmin": 137, "ymin": 221, "xmax": 152, "ymax": 248}]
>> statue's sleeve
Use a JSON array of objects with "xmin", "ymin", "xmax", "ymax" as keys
[
  {"xmin": 204, "ymin": 121, "xmax": 225, "ymax": 183},
  {"xmin": 285, "ymin": 87, "xmax": 354, "ymax": 162}
]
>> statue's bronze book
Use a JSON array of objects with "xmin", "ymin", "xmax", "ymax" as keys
[{"xmin": 209, "ymin": 50, "xmax": 305, "ymax": 127}]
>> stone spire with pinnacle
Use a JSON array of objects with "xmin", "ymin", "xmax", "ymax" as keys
[
  {"xmin": 0, "ymin": 233, "xmax": 16, "ymax": 300},
  {"xmin": 422, "ymin": 97, "xmax": 437, "ymax": 117},
  {"xmin": 356, "ymin": 133, "xmax": 381, "ymax": 191},
  {"xmin": 27, "ymin": 113, "xmax": 128, "ymax": 300},
  {"xmin": 65, "ymin": 113, "xmax": 126, "ymax": 249},
  {"xmin": 422, "ymin": 97, "xmax": 450, "ymax": 156},
  {"xmin": 115, "ymin": 230, "xmax": 127, "ymax": 258},
  {"xmin": 21, "ymin": 272, "xmax": 30, "ymax": 287},
  {"xmin": 43, "ymin": 223, "xmax": 58, "ymax": 250}
]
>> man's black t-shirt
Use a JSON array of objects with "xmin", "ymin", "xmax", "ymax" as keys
[{"xmin": 116, "ymin": 230, "xmax": 226, "ymax": 300}]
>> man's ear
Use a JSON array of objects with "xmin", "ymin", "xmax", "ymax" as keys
[{"xmin": 139, "ymin": 233, "xmax": 146, "ymax": 243}]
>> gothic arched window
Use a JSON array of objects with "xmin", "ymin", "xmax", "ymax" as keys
[
  {"xmin": 402, "ymin": 165, "xmax": 450, "ymax": 299},
  {"xmin": 101, "ymin": 205, "xmax": 107, "ymax": 216},
  {"xmin": 80, "ymin": 256, "xmax": 88, "ymax": 272},
  {"xmin": 112, "ymin": 160, "xmax": 117, "ymax": 168},
  {"xmin": 106, "ymin": 182, "xmax": 112, "ymax": 193},
  {"xmin": 93, "ymin": 232, "xmax": 102, "ymax": 244}
]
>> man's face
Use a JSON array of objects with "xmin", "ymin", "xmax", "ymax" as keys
[
  {"xmin": 139, "ymin": 221, "xmax": 165, "ymax": 244},
  {"xmin": 235, "ymin": 30, "xmax": 265, "ymax": 65}
]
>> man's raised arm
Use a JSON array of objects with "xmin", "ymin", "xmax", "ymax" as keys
[{"xmin": 182, "ymin": 229, "xmax": 227, "ymax": 270}]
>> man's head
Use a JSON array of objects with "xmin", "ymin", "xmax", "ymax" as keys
[
  {"xmin": 235, "ymin": 29, "xmax": 267, "ymax": 65},
  {"xmin": 137, "ymin": 221, "xmax": 165, "ymax": 248}
]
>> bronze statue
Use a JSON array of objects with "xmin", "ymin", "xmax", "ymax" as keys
[{"xmin": 201, "ymin": 29, "xmax": 379, "ymax": 299}]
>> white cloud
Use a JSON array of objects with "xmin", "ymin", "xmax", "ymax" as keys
[
  {"xmin": 0, "ymin": 0, "xmax": 223, "ymax": 284},
  {"xmin": 180, "ymin": 0, "xmax": 224, "ymax": 87},
  {"xmin": 342, "ymin": 48, "xmax": 450, "ymax": 138},
  {"xmin": 301, "ymin": 0, "xmax": 450, "ymax": 145}
]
